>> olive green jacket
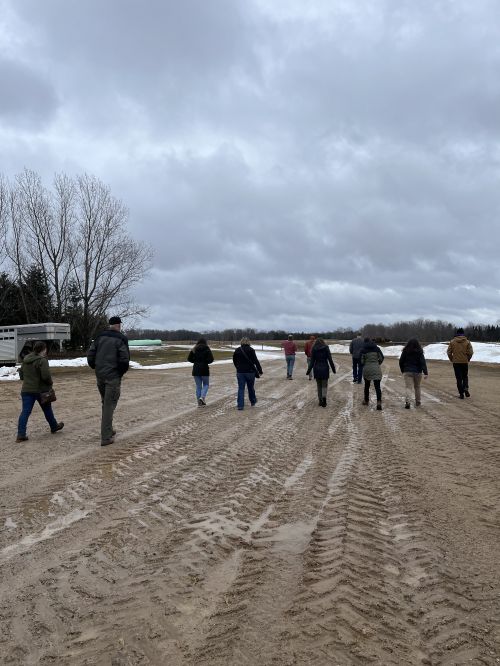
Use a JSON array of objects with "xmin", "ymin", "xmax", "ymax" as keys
[{"xmin": 19, "ymin": 352, "xmax": 53, "ymax": 393}]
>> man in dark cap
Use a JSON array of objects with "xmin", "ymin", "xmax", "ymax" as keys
[{"xmin": 87, "ymin": 316, "xmax": 130, "ymax": 445}]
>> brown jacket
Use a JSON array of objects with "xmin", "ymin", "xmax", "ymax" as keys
[{"xmin": 447, "ymin": 336, "xmax": 473, "ymax": 364}]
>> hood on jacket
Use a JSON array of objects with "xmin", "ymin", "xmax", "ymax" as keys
[
  {"xmin": 23, "ymin": 352, "xmax": 42, "ymax": 364},
  {"xmin": 452, "ymin": 336, "xmax": 468, "ymax": 344}
]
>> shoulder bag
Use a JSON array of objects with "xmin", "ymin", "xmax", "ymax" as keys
[{"xmin": 40, "ymin": 388, "xmax": 57, "ymax": 406}]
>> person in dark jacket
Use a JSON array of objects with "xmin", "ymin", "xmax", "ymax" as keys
[
  {"xmin": 306, "ymin": 338, "xmax": 336, "ymax": 407},
  {"xmin": 399, "ymin": 338, "xmax": 428, "ymax": 409},
  {"xmin": 87, "ymin": 316, "xmax": 130, "ymax": 446},
  {"xmin": 349, "ymin": 334, "xmax": 364, "ymax": 384},
  {"xmin": 187, "ymin": 338, "xmax": 214, "ymax": 406},
  {"xmin": 360, "ymin": 338, "xmax": 385, "ymax": 410},
  {"xmin": 16, "ymin": 341, "xmax": 64, "ymax": 442},
  {"xmin": 232, "ymin": 337, "xmax": 263, "ymax": 410}
]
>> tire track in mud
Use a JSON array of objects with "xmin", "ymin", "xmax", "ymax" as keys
[
  {"xmin": 280, "ymin": 398, "xmax": 495, "ymax": 665},
  {"xmin": 382, "ymin": 372, "xmax": 500, "ymax": 541},
  {"xmin": 1, "ymin": 362, "xmax": 499, "ymax": 664},
  {"xmin": 0, "ymin": 373, "xmax": 325, "ymax": 664},
  {"xmin": 189, "ymin": 393, "xmax": 357, "ymax": 665}
]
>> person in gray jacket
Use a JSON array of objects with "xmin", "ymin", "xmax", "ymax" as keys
[
  {"xmin": 349, "ymin": 334, "xmax": 364, "ymax": 384},
  {"xmin": 87, "ymin": 316, "xmax": 130, "ymax": 446},
  {"xmin": 360, "ymin": 338, "xmax": 385, "ymax": 411}
]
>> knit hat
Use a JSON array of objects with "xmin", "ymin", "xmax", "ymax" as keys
[
  {"xmin": 109, "ymin": 316, "xmax": 122, "ymax": 325},
  {"xmin": 456, "ymin": 327, "xmax": 464, "ymax": 335}
]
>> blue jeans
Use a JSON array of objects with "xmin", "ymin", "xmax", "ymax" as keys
[
  {"xmin": 352, "ymin": 358, "xmax": 362, "ymax": 382},
  {"xmin": 194, "ymin": 375, "xmax": 209, "ymax": 399},
  {"xmin": 236, "ymin": 372, "xmax": 256, "ymax": 410},
  {"xmin": 18, "ymin": 392, "xmax": 58, "ymax": 437},
  {"xmin": 285, "ymin": 355, "xmax": 295, "ymax": 377}
]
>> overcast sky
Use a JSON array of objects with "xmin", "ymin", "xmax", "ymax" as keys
[{"xmin": 1, "ymin": 0, "xmax": 499, "ymax": 331}]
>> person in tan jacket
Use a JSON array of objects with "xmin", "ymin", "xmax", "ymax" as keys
[{"xmin": 447, "ymin": 328, "xmax": 473, "ymax": 399}]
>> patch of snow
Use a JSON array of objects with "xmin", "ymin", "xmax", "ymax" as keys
[{"xmin": 3, "ymin": 342, "xmax": 500, "ymax": 381}]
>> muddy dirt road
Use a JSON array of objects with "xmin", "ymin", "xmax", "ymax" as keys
[{"xmin": 1, "ymin": 356, "xmax": 499, "ymax": 665}]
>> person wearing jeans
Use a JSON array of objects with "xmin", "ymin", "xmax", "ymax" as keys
[
  {"xmin": 194, "ymin": 375, "xmax": 210, "ymax": 402},
  {"xmin": 16, "ymin": 340, "xmax": 64, "ymax": 442},
  {"xmin": 232, "ymin": 337, "xmax": 263, "ymax": 410},
  {"xmin": 188, "ymin": 338, "xmax": 214, "ymax": 406},
  {"xmin": 399, "ymin": 338, "xmax": 428, "ymax": 408},
  {"xmin": 18, "ymin": 392, "xmax": 59, "ymax": 438},
  {"xmin": 281, "ymin": 335, "xmax": 297, "ymax": 379}
]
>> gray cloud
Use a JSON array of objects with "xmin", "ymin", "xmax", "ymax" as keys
[
  {"xmin": 1, "ymin": 0, "xmax": 499, "ymax": 330},
  {"xmin": 0, "ymin": 57, "xmax": 58, "ymax": 126}
]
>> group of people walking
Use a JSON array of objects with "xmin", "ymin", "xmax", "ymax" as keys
[
  {"xmin": 14, "ymin": 321, "xmax": 474, "ymax": 444},
  {"xmin": 348, "ymin": 327, "xmax": 473, "ymax": 409},
  {"xmin": 15, "ymin": 315, "xmax": 130, "ymax": 446}
]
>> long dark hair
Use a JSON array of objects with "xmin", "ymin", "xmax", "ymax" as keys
[
  {"xmin": 404, "ymin": 338, "xmax": 422, "ymax": 353},
  {"xmin": 192, "ymin": 337, "xmax": 208, "ymax": 351}
]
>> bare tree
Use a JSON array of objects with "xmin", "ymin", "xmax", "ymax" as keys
[
  {"xmin": 15, "ymin": 169, "xmax": 75, "ymax": 320},
  {"xmin": 70, "ymin": 174, "xmax": 152, "ymax": 345},
  {"xmin": 1, "ymin": 170, "xmax": 152, "ymax": 338},
  {"xmin": 0, "ymin": 175, "xmax": 8, "ymax": 270}
]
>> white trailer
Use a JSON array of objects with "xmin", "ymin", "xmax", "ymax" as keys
[{"xmin": 0, "ymin": 323, "xmax": 71, "ymax": 366}]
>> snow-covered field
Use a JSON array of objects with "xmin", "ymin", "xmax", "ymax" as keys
[{"xmin": 1, "ymin": 342, "xmax": 499, "ymax": 381}]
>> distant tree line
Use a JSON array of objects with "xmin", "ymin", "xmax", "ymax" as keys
[
  {"xmin": 361, "ymin": 319, "xmax": 500, "ymax": 343},
  {"xmin": 127, "ymin": 320, "xmax": 500, "ymax": 344},
  {"xmin": 0, "ymin": 170, "xmax": 152, "ymax": 348},
  {"xmin": 126, "ymin": 327, "xmax": 357, "ymax": 342}
]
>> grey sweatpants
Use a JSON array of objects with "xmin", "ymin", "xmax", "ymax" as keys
[
  {"xmin": 97, "ymin": 377, "xmax": 121, "ymax": 442},
  {"xmin": 404, "ymin": 372, "xmax": 422, "ymax": 404}
]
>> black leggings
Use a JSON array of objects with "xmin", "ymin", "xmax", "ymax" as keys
[{"xmin": 364, "ymin": 379, "xmax": 382, "ymax": 402}]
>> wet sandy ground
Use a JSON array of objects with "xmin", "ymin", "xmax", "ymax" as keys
[{"xmin": 0, "ymin": 356, "xmax": 499, "ymax": 665}]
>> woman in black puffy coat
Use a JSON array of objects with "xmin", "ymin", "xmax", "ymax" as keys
[
  {"xmin": 306, "ymin": 338, "xmax": 336, "ymax": 407},
  {"xmin": 187, "ymin": 338, "xmax": 214, "ymax": 406},
  {"xmin": 399, "ymin": 338, "xmax": 428, "ymax": 409}
]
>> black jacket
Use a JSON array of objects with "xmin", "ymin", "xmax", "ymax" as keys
[
  {"xmin": 188, "ymin": 344, "xmax": 214, "ymax": 376},
  {"xmin": 399, "ymin": 348, "xmax": 428, "ymax": 375},
  {"xmin": 232, "ymin": 344, "xmax": 263, "ymax": 375},
  {"xmin": 87, "ymin": 329, "xmax": 130, "ymax": 379},
  {"xmin": 307, "ymin": 342, "xmax": 336, "ymax": 380}
]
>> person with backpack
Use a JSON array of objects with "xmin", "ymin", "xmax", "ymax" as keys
[
  {"xmin": 187, "ymin": 338, "xmax": 214, "ymax": 406},
  {"xmin": 306, "ymin": 338, "xmax": 336, "ymax": 407},
  {"xmin": 399, "ymin": 338, "xmax": 428, "ymax": 409},
  {"xmin": 16, "ymin": 340, "xmax": 64, "ymax": 442},
  {"xmin": 360, "ymin": 338, "xmax": 385, "ymax": 411},
  {"xmin": 447, "ymin": 328, "xmax": 473, "ymax": 398},
  {"xmin": 281, "ymin": 334, "xmax": 297, "ymax": 379},
  {"xmin": 232, "ymin": 337, "xmax": 263, "ymax": 410}
]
